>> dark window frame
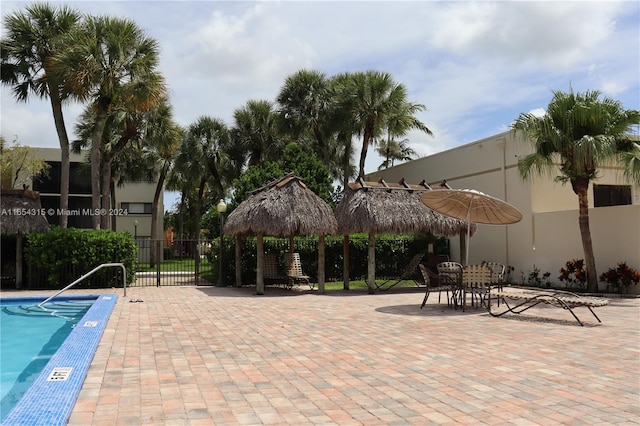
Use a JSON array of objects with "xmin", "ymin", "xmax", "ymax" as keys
[{"xmin": 593, "ymin": 184, "xmax": 632, "ymax": 207}]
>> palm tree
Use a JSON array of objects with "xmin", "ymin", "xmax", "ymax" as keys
[
  {"xmin": 71, "ymin": 70, "xmax": 166, "ymax": 229},
  {"xmin": 53, "ymin": 15, "xmax": 164, "ymax": 229},
  {"xmin": 512, "ymin": 89, "xmax": 640, "ymax": 291},
  {"xmin": 336, "ymin": 70, "xmax": 431, "ymax": 178},
  {"xmin": 1, "ymin": 3, "xmax": 81, "ymax": 227},
  {"xmin": 231, "ymin": 100, "xmax": 284, "ymax": 167},
  {"xmin": 276, "ymin": 69, "xmax": 334, "ymax": 162},
  {"xmin": 330, "ymin": 73, "xmax": 359, "ymax": 189},
  {"xmin": 143, "ymin": 102, "xmax": 181, "ymax": 265},
  {"xmin": 376, "ymin": 137, "xmax": 416, "ymax": 170},
  {"xmin": 174, "ymin": 117, "xmax": 233, "ymax": 260}
]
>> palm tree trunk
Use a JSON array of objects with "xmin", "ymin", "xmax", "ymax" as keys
[
  {"xmin": 358, "ymin": 124, "xmax": 374, "ymax": 178},
  {"xmin": 100, "ymin": 158, "xmax": 112, "ymax": 229},
  {"xmin": 110, "ymin": 180, "xmax": 116, "ymax": 231},
  {"xmin": 343, "ymin": 235, "xmax": 350, "ymax": 290},
  {"xmin": 312, "ymin": 124, "xmax": 327, "ymax": 162},
  {"xmin": 194, "ymin": 178, "xmax": 206, "ymax": 276},
  {"xmin": 256, "ymin": 234, "xmax": 264, "ymax": 295},
  {"xmin": 576, "ymin": 180, "xmax": 598, "ymax": 291},
  {"xmin": 90, "ymin": 112, "xmax": 108, "ymax": 230},
  {"xmin": 49, "ymin": 88, "xmax": 70, "ymax": 228},
  {"xmin": 150, "ymin": 164, "xmax": 168, "ymax": 267},
  {"xmin": 318, "ymin": 234, "xmax": 325, "ymax": 294},
  {"xmin": 342, "ymin": 136, "xmax": 352, "ymax": 190},
  {"xmin": 367, "ymin": 232, "xmax": 376, "ymax": 294},
  {"xmin": 234, "ymin": 235, "xmax": 242, "ymax": 287}
]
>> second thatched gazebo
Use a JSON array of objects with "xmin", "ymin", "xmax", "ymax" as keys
[
  {"xmin": 223, "ymin": 173, "xmax": 338, "ymax": 294},
  {"xmin": 335, "ymin": 178, "xmax": 474, "ymax": 293},
  {"xmin": 1, "ymin": 189, "xmax": 51, "ymax": 288}
]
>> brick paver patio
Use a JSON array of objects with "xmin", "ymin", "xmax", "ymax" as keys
[{"xmin": 6, "ymin": 285, "xmax": 639, "ymax": 425}]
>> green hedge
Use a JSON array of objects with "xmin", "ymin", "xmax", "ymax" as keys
[
  {"xmin": 209, "ymin": 233, "xmax": 448, "ymax": 284},
  {"xmin": 25, "ymin": 226, "xmax": 137, "ymax": 289}
]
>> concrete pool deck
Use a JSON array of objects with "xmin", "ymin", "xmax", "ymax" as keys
[{"xmin": 4, "ymin": 285, "xmax": 639, "ymax": 425}]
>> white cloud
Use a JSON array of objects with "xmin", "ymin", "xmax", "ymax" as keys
[
  {"xmin": 1, "ymin": 0, "xmax": 638, "ymax": 176},
  {"xmin": 529, "ymin": 108, "xmax": 546, "ymax": 118},
  {"xmin": 429, "ymin": 1, "xmax": 625, "ymax": 69}
]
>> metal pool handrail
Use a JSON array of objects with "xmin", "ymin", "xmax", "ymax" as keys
[{"xmin": 38, "ymin": 263, "xmax": 127, "ymax": 307}]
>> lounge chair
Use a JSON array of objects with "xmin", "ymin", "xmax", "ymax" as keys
[
  {"xmin": 489, "ymin": 287, "xmax": 608, "ymax": 326},
  {"xmin": 376, "ymin": 253, "xmax": 424, "ymax": 291},
  {"xmin": 283, "ymin": 252, "xmax": 313, "ymax": 290},
  {"xmin": 263, "ymin": 253, "xmax": 287, "ymax": 287}
]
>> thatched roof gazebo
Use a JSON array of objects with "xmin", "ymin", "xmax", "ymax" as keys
[
  {"xmin": 1, "ymin": 189, "xmax": 51, "ymax": 235},
  {"xmin": 335, "ymin": 178, "xmax": 474, "ymax": 293},
  {"xmin": 1, "ymin": 189, "xmax": 50, "ymax": 288},
  {"xmin": 224, "ymin": 173, "xmax": 338, "ymax": 294}
]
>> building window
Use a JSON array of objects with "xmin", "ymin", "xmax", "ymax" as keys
[
  {"xmin": 121, "ymin": 202, "xmax": 152, "ymax": 214},
  {"xmin": 33, "ymin": 161, "xmax": 91, "ymax": 195},
  {"xmin": 593, "ymin": 184, "xmax": 632, "ymax": 207}
]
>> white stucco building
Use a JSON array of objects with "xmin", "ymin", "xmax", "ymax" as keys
[{"xmin": 366, "ymin": 130, "xmax": 640, "ymax": 292}]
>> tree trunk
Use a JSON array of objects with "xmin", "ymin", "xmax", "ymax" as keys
[
  {"xmin": 49, "ymin": 86, "xmax": 70, "ymax": 228},
  {"xmin": 367, "ymin": 232, "xmax": 376, "ymax": 294},
  {"xmin": 194, "ymin": 178, "xmax": 205, "ymax": 276},
  {"xmin": 234, "ymin": 235, "xmax": 242, "ymax": 287},
  {"xmin": 90, "ymin": 112, "xmax": 108, "ymax": 230},
  {"xmin": 150, "ymin": 165, "xmax": 168, "ymax": 267},
  {"xmin": 575, "ymin": 179, "xmax": 598, "ymax": 291},
  {"xmin": 343, "ymin": 235, "xmax": 350, "ymax": 290},
  {"xmin": 100, "ymin": 157, "xmax": 112, "ymax": 229},
  {"xmin": 358, "ymin": 129, "xmax": 372, "ymax": 179},
  {"xmin": 110, "ymin": 180, "xmax": 117, "ymax": 231},
  {"xmin": 318, "ymin": 234, "xmax": 325, "ymax": 294},
  {"xmin": 256, "ymin": 234, "xmax": 264, "ymax": 295},
  {"xmin": 312, "ymin": 124, "xmax": 327, "ymax": 163},
  {"xmin": 15, "ymin": 234, "xmax": 23, "ymax": 289},
  {"xmin": 101, "ymin": 129, "xmax": 136, "ymax": 230},
  {"xmin": 342, "ymin": 138, "xmax": 352, "ymax": 190}
]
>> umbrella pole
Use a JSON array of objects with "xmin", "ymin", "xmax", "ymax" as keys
[{"xmin": 465, "ymin": 201, "xmax": 472, "ymax": 266}]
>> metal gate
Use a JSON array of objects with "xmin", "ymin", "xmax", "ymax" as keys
[{"xmin": 131, "ymin": 239, "xmax": 214, "ymax": 287}]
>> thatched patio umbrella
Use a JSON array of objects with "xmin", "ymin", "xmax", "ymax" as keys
[
  {"xmin": 223, "ymin": 173, "xmax": 338, "ymax": 295},
  {"xmin": 1, "ymin": 189, "xmax": 50, "ymax": 288},
  {"xmin": 335, "ymin": 178, "xmax": 474, "ymax": 294}
]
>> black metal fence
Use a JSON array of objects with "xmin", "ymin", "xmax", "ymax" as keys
[
  {"xmin": 12, "ymin": 235, "xmax": 448, "ymax": 290},
  {"xmin": 131, "ymin": 239, "xmax": 214, "ymax": 287}
]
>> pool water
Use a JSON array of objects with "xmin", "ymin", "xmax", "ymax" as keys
[{"xmin": 0, "ymin": 297, "xmax": 95, "ymax": 421}]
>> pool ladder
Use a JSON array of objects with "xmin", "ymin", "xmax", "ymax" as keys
[{"xmin": 38, "ymin": 263, "xmax": 127, "ymax": 307}]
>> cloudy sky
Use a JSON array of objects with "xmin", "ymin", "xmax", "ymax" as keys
[{"xmin": 2, "ymin": 0, "xmax": 639, "ymax": 205}]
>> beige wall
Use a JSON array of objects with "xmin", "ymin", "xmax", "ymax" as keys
[
  {"xmin": 367, "ymin": 131, "xmax": 640, "ymax": 293},
  {"xmin": 30, "ymin": 148, "xmax": 162, "ymax": 239}
]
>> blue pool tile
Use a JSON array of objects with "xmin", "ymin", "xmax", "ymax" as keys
[{"xmin": 1, "ymin": 294, "xmax": 117, "ymax": 426}]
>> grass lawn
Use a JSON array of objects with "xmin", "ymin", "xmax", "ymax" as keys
[{"xmin": 137, "ymin": 258, "xmax": 212, "ymax": 272}]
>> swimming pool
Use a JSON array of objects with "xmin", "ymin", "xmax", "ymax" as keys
[{"xmin": 0, "ymin": 294, "xmax": 117, "ymax": 425}]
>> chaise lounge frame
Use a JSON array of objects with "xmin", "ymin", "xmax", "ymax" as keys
[
  {"xmin": 376, "ymin": 254, "xmax": 424, "ymax": 292},
  {"xmin": 488, "ymin": 287, "xmax": 609, "ymax": 326}
]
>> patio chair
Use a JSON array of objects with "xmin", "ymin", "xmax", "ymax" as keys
[
  {"xmin": 418, "ymin": 264, "xmax": 455, "ymax": 309},
  {"xmin": 462, "ymin": 264, "xmax": 492, "ymax": 311},
  {"xmin": 484, "ymin": 261, "xmax": 506, "ymax": 306},
  {"xmin": 484, "ymin": 261, "xmax": 505, "ymax": 289},
  {"xmin": 437, "ymin": 261, "xmax": 463, "ymax": 308},
  {"xmin": 283, "ymin": 252, "xmax": 314, "ymax": 290},
  {"xmin": 263, "ymin": 253, "xmax": 287, "ymax": 287},
  {"xmin": 376, "ymin": 253, "xmax": 424, "ymax": 291}
]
